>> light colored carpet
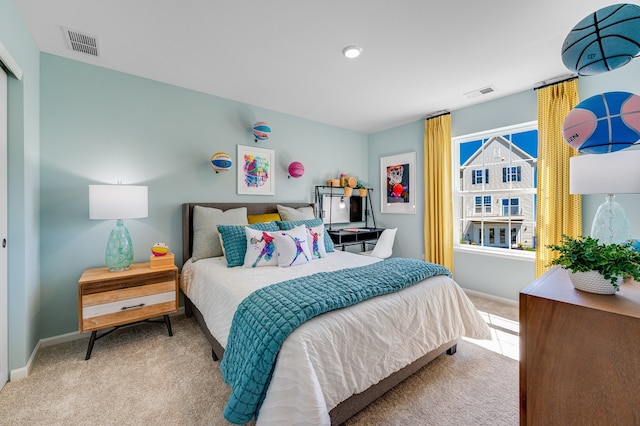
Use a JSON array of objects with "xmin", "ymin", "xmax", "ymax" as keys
[{"xmin": 0, "ymin": 298, "xmax": 518, "ymax": 425}]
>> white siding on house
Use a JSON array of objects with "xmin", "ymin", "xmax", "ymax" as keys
[{"xmin": 459, "ymin": 135, "xmax": 536, "ymax": 249}]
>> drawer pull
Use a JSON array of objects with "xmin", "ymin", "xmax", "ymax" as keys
[{"xmin": 121, "ymin": 303, "xmax": 145, "ymax": 311}]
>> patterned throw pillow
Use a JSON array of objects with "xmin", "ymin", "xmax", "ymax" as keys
[
  {"xmin": 306, "ymin": 223, "xmax": 327, "ymax": 259},
  {"xmin": 274, "ymin": 226, "xmax": 312, "ymax": 267},
  {"xmin": 243, "ymin": 227, "xmax": 278, "ymax": 268},
  {"xmin": 218, "ymin": 222, "xmax": 279, "ymax": 267},
  {"xmin": 276, "ymin": 218, "xmax": 335, "ymax": 253}
]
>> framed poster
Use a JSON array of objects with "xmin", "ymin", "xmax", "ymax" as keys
[
  {"xmin": 380, "ymin": 151, "xmax": 416, "ymax": 214},
  {"xmin": 237, "ymin": 145, "xmax": 275, "ymax": 195}
]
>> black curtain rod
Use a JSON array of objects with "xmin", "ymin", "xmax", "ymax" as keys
[
  {"xmin": 534, "ymin": 75, "xmax": 578, "ymax": 91},
  {"xmin": 424, "ymin": 111, "xmax": 450, "ymax": 120}
]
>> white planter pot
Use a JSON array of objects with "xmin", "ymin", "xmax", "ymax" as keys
[{"xmin": 568, "ymin": 270, "xmax": 620, "ymax": 295}]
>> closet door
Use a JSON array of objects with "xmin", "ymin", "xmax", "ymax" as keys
[{"xmin": 0, "ymin": 66, "xmax": 7, "ymax": 390}]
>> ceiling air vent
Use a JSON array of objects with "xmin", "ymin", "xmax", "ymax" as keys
[
  {"xmin": 63, "ymin": 26, "xmax": 100, "ymax": 57},
  {"xmin": 463, "ymin": 85, "xmax": 496, "ymax": 99}
]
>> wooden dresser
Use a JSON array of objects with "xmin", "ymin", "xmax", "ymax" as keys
[{"xmin": 519, "ymin": 266, "xmax": 640, "ymax": 425}]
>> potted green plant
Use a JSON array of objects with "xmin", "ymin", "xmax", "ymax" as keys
[
  {"xmin": 356, "ymin": 180, "xmax": 368, "ymax": 197},
  {"xmin": 547, "ymin": 235, "xmax": 640, "ymax": 294}
]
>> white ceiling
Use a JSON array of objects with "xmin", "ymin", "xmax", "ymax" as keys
[{"xmin": 14, "ymin": 0, "xmax": 621, "ymax": 134}]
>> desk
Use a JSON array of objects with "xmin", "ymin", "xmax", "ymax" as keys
[{"xmin": 328, "ymin": 228, "xmax": 385, "ymax": 251}]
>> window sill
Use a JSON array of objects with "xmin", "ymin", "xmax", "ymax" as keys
[{"xmin": 454, "ymin": 244, "xmax": 535, "ymax": 261}]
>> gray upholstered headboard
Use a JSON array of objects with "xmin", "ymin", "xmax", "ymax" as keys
[{"xmin": 181, "ymin": 202, "xmax": 314, "ymax": 265}]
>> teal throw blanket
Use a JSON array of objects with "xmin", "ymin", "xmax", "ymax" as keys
[{"xmin": 220, "ymin": 257, "xmax": 451, "ymax": 424}]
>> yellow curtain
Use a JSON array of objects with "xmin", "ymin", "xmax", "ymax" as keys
[
  {"xmin": 536, "ymin": 79, "xmax": 582, "ymax": 277},
  {"xmin": 424, "ymin": 114, "xmax": 454, "ymax": 271}
]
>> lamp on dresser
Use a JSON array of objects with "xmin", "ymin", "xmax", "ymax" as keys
[
  {"xmin": 89, "ymin": 184, "xmax": 148, "ymax": 271},
  {"xmin": 570, "ymin": 149, "xmax": 640, "ymax": 244}
]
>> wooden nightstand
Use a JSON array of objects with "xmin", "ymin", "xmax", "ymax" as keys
[
  {"xmin": 520, "ymin": 266, "xmax": 640, "ymax": 425},
  {"xmin": 78, "ymin": 262, "xmax": 178, "ymax": 360}
]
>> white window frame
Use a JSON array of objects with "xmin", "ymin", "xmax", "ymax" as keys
[{"xmin": 453, "ymin": 121, "xmax": 537, "ymax": 259}]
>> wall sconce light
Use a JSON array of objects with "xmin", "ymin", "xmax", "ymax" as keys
[
  {"xmin": 288, "ymin": 161, "xmax": 304, "ymax": 179},
  {"xmin": 89, "ymin": 184, "xmax": 148, "ymax": 271},
  {"xmin": 210, "ymin": 151, "xmax": 233, "ymax": 173},
  {"xmin": 252, "ymin": 121, "xmax": 271, "ymax": 142},
  {"xmin": 339, "ymin": 196, "xmax": 346, "ymax": 209}
]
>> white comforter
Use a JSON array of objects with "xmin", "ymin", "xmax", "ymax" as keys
[{"xmin": 180, "ymin": 251, "xmax": 491, "ymax": 425}]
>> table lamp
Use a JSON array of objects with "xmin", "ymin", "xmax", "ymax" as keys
[
  {"xmin": 570, "ymin": 149, "xmax": 640, "ymax": 244},
  {"xmin": 89, "ymin": 184, "xmax": 148, "ymax": 271}
]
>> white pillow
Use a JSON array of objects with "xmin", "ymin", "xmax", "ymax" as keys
[
  {"xmin": 306, "ymin": 223, "xmax": 327, "ymax": 259},
  {"xmin": 277, "ymin": 204, "xmax": 315, "ymax": 221},
  {"xmin": 274, "ymin": 225, "xmax": 312, "ymax": 267},
  {"xmin": 243, "ymin": 227, "xmax": 278, "ymax": 268}
]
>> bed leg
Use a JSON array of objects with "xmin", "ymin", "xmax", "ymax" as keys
[
  {"xmin": 212, "ymin": 349, "xmax": 219, "ymax": 361},
  {"xmin": 446, "ymin": 344, "xmax": 457, "ymax": 355},
  {"xmin": 184, "ymin": 297, "xmax": 193, "ymax": 318}
]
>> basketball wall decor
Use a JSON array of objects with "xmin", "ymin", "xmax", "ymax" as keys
[
  {"xmin": 287, "ymin": 161, "xmax": 305, "ymax": 178},
  {"xmin": 561, "ymin": 3, "xmax": 640, "ymax": 75},
  {"xmin": 252, "ymin": 121, "xmax": 271, "ymax": 142},
  {"xmin": 210, "ymin": 151, "xmax": 233, "ymax": 173},
  {"xmin": 563, "ymin": 91, "xmax": 640, "ymax": 154}
]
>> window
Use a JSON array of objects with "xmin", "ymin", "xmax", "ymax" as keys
[
  {"xmin": 502, "ymin": 166, "xmax": 521, "ymax": 182},
  {"xmin": 455, "ymin": 122, "xmax": 537, "ymax": 253},
  {"xmin": 472, "ymin": 169, "xmax": 489, "ymax": 185},
  {"xmin": 475, "ymin": 195, "xmax": 492, "ymax": 213},
  {"xmin": 502, "ymin": 198, "xmax": 520, "ymax": 216}
]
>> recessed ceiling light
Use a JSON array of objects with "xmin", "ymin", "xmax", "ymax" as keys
[{"xmin": 342, "ymin": 45, "xmax": 362, "ymax": 59}]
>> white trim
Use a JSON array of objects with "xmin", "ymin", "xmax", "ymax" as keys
[
  {"xmin": 9, "ymin": 307, "xmax": 185, "ymax": 381},
  {"xmin": 452, "ymin": 120, "xmax": 537, "ymax": 144},
  {"xmin": 9, "ymin": 339, "xmax": 39, "ymax": 382},
  {"xmin": 0, "ymin": 41, "xmax": 23, "ymax": 80},
  {"xmin": 463, "ymin": 288, "xmax": 519, "ymax": 307},
  {"xmin": 455, "ymin": 244, "xmax": 535, "ymax": 261}
]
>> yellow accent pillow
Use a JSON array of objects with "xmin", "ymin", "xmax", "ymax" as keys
[{"xmin": 247, "ymin": 213, "xmax": 281, "ymax": 224}]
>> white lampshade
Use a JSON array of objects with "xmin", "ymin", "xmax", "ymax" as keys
[
  {"xmin": 570, "ymin": 149, "xmax": 640, "ymax": 244},
  {"xmin": 89, "ymin": 185, "xmax": 148, "ymax": 220},
  {"xmin": 570, "ymin": 149, "xmax": 640, "ymax": 195}
]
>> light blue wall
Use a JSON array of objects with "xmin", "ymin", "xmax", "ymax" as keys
[
  {"xmin": 367, "ymin": 121, "xmax": 425, "ymax": 258},
  {"xmin": 0, "ymin": 0, "xmax": 41, "ymax": 371},
  {"xmin": 5, "ymin": 13, "xmax": 640, "ymax": 372},
  {"xmin": 39, "ymin": 54, "xmax": 368, "ymax": 338},
  {"xmin": 368, "ymin": 59, "xmax": 640, "ymax": 301}
]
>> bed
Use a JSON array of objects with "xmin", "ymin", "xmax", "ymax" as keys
[{"xmin": 180, "ymin": 202, "xmax": 491, "ymax": 425}]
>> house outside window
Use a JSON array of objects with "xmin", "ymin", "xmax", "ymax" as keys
[
  {"xmin": 475, "ymin": 195, "xmax": 492, "ymax": 213},
  {"xmin": 502, "ymin": 198, "xmax": 520, "ymax": 215},
  {"xmin": 503, "ymin": 166, "xmax": 521, "ymax": 182},
  {"xmin": 455, "ymin": 122, "xmax": 537, "ymax": 253},
  {"xmin": 472, "ymin": 169, "xmax": 489, "ymax": 185}
]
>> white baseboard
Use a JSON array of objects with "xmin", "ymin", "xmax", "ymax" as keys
[
  {"xmin": 463, "ymin": 288, "xmax": 519, "ymax": 307},
  {"xmin": 9, "ymin": 307, "xmax": 185, "ymax": 382}
]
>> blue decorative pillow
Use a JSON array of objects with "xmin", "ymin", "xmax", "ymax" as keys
[
  {"xmin": 276, "ymin": 219, "xmax": 335, "ymax": 253},
  {"xmin": 218, "ymin": 222, "xmax": 279, "ymax": 267}
]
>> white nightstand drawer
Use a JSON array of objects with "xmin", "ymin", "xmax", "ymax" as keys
[{"xmin": 83, "ymin": 290, "xmax": 175, "ymax": 319}]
